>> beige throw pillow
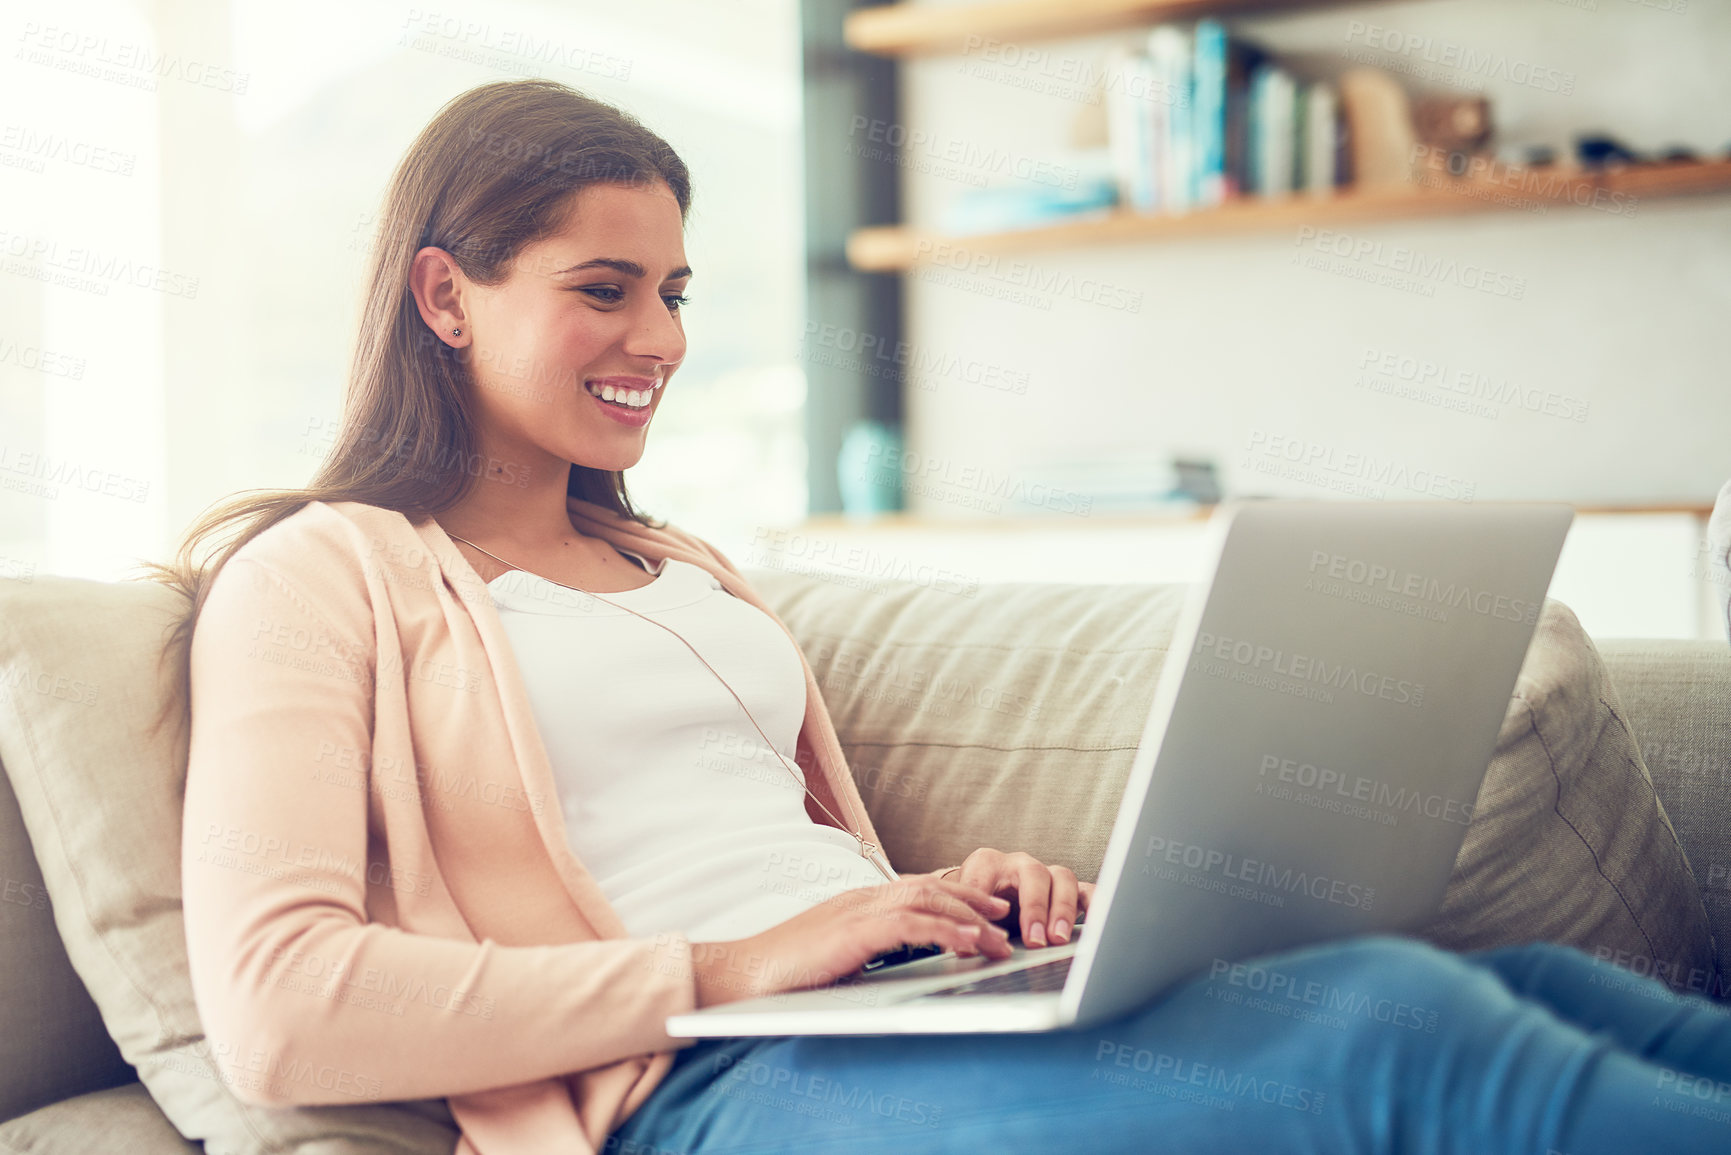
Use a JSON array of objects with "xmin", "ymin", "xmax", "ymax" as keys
[{"xmin": 1423, "ymin": 599, "xmax": 1717, "ymax": 993}]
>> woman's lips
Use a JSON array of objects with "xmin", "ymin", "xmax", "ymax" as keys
[{"xmin": 586, "ymin": 381, "xmax": 656, "ymax": 427}]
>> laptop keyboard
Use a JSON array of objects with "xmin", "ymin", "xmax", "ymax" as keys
[{"xmin": 920, "ymin": 956, "xmax": 1073, "ymax": 998}]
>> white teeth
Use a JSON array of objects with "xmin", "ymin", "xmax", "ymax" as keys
[{"xmin": 586, "ymin": 381, "xmax": 654, "ymax": 409}]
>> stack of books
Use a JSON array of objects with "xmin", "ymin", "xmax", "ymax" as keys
[
  {"xmin": 1006, "ymin": 452, "xmax": 1221, "ymax": 515},
  {"xmin": 1107, "ymin": 19, "xmax": 1347, "ymax": 213}
]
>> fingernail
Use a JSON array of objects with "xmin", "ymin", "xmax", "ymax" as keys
[
  {"xmin": 960, "ymin": 924, "xmax": 982, "ymax": 938},
  {"xmin": 1028, "ymin": 922, "xmax": 1046, "ymax": 946},
  {"xmin": 1053, "ymin": 919, "xmax": 1070, "ymax": 942},
  {"xmin": 991, "ymin": 896, "xmax": 1011, "ymax": 909}
]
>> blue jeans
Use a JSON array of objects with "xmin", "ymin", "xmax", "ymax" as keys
[{"xmin": 606, "ymin": 936, "xmax": 1731, "ymax": 1154}]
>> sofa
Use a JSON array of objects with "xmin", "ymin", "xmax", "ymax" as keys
[{"xmin": 2, "ymin": 563, "xmax": 1729, "ymax": 1153}]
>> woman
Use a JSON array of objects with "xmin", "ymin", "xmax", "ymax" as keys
[{"xmin": 157, "ymin": 80, "xmax": 1731, "ymax": 1155}]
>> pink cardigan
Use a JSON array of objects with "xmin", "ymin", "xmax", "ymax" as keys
[{"xmin": 181, "ymin": 497, "xmax": 892, "ymax": 1154}]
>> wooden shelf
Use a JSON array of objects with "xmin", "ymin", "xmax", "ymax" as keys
[
  {"xmin": 846, "ymin": 159, "xmax": 1731, "ymax": 271},
  {"xmin": 845, "ymin": 0, "xmax": 1345, "ymax": 56}
]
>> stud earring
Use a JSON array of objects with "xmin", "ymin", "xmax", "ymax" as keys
[{"xmin": 451, "ymin": 328, "xmax": 462, "ymax": 336}]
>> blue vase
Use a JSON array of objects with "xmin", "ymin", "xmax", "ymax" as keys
[{"xmin": 836, "ymin": 421, "xmax": 904, "ymax": 519}]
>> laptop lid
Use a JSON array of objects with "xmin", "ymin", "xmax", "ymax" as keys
[{"xmin": 1061, "ymin": 501, "xmax": 1573, "ymax": 1028}]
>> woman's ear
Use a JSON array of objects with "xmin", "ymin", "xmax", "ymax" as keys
[{"xmin": 407, "ymin": 246, "xmax": 470, "ymax": 347}]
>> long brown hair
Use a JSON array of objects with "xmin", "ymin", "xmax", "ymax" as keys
[{"xmin": 135, "ymin": 79, "xmax": 690, "ymax": 743}]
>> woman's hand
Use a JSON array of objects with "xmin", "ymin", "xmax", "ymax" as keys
[
  {"xmin": 690, "ymin": 877, "xmax": 1015, "ymax": 1007},
  {"xmin": 944, "ymin": 848, "xmax": 1094, "ymax": 948}
]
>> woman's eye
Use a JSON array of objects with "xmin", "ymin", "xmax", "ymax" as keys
[{"xmin": 574, "ymin": 286, "xmax": 687, "ymax": 312}]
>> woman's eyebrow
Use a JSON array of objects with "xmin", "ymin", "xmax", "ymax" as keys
[{"xmin": 552, "ymin": 257, "xmax": 693, "ymax": 280}]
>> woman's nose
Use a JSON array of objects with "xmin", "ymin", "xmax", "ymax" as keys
[{"xmin": 625, "ymin": 298, "xmax": 686, "ymax": 366}]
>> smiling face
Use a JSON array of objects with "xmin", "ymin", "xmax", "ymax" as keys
[{"xmin": 447, "ymin": 180, "xmax": 691, "ymax": 476}]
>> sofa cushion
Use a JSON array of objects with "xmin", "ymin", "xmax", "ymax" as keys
[
  {"xmin": 0, "ymin": 1082, "xmax": 198, "ymax": 1154},
  {"xmin": 0, "ymin": 576, "xmax": 459, "ymax": 1153},
  {"xmin": 744, "ymin": 569, "xmax": 1718, "ymax": 996}
]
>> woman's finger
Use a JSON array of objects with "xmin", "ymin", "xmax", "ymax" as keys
[
  {"xmin": 1047, "ymin": 865, "xmax": 1081, "ymax": 944},
  {"xmin": 896, "ymin": 878, "xmax": 1009, "ymax": 928},
  {"xmin": 895, "ymin": 883, "xmax": 1013, "ymax": 959},
  {"xmin": 945, "ymin": 884, "xmax": 1012, "ymax": 921},
  {"xmin": 1012, "ymin": 855, "xmax": 1055, "ymax": 946},
  {"xmin": 894, "ymin": 912, "xmax": 998, "ymax": 961},
  {"xmin": 941, "ymin": 852, "xmax": 1013, "ymax": 918}
]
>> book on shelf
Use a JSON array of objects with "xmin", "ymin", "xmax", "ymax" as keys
[
  {"xmin": 1249, "ymin": 63, "xmax": 1296, "ymax": 197},
  {"xmin": 1191, "ymin": 19, "xmax": 1228, "ymax": 206},
  {"xmin": 1220, "ymin": 31, "xmax": 1267, "ymax": 202},
  {"xmin": 1106, "ymin": 45, "xmax": 1158, "ymax": 212},
  {"xmin": 1301, "ymin": 82, "xmax": 1342, "ymax": 195},
  {"xmin": 1148, "ymin": 25, "xmax": 1194, "ymax": 213}
]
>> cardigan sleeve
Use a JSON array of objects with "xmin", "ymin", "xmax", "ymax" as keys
[{"xmin": 181, "ymin": 551, "xmax": 699, "ymax": 1109}]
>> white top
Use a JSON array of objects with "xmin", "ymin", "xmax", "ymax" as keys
[{"xmin": 486, "ymin": 549, "xmax": 890, "ymax": 943}]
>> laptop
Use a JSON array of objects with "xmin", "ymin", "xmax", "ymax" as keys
[{"xmin": 666, "ymin": 499, "xmax": 1573, "ymax": 1038}]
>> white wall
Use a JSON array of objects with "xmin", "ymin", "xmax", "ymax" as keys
[
  {"xmin": 892, "ymin": 0, "xmax": 1731, "ymax": 514},
  {"xmin": 0, "ymin": 0, "xmax": 165, "ymax": 581}
]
